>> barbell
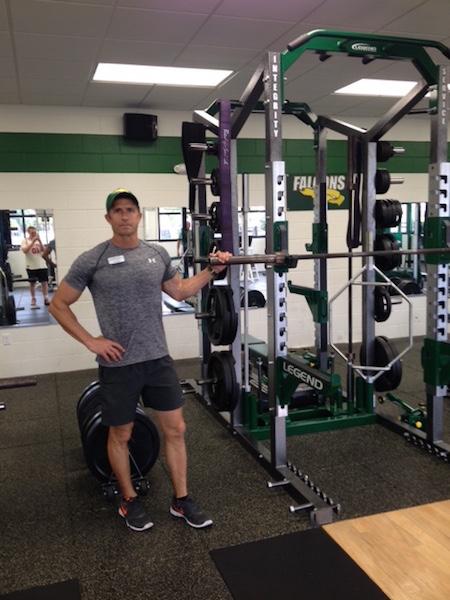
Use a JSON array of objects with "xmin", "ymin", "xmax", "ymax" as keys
[{"xmin": 201, "ymin": 245, "xmax": 450, "ymax": 269}]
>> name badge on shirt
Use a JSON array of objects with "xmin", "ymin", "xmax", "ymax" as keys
[{"xmin": 108, "ymin": 255, "xmax": 125, "ymax": 265}]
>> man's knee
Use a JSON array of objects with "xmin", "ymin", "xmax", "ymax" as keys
[
  {"xmin": 108, "ymin": 423, "xmax": 133, "ymax": 445},
  {"xmin": 163, "ymin": 416, "xmax": 186, "ymax": 440}
]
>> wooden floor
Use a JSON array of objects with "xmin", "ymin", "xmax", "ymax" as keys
[{"xmin": 324, "ymin": 500, "xmax": 450, "ymax": 600}]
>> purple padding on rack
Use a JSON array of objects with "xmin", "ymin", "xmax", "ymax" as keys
[{"xmin": 218, "ymin": 100, "xmax": 233, "ymax": 253}]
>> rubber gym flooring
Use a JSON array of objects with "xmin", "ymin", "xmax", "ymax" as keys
[{"xmin": 0, "ymin": 336, "xmax": 449, "ymax": 599}]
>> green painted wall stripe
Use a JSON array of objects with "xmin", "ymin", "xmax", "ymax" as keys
[{"xmin": 0, "ymin": 133, "xmax": 448, "ymax": 174}]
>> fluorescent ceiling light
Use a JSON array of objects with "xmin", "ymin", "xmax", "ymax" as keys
[
  {"xmin": 93, "ymin": 63, "xmax": 232, "ymax": 87},
  {"xmin": 335, "ymin": 78, "xmax": 418, "ymax": 97}
]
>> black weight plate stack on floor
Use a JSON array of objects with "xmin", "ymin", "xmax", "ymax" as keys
[{"xmin": 76, "ymin": 382, "xmax": 160, "ymax": 483}]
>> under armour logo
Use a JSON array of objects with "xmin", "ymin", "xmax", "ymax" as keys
[{"xmin": 148, "ymin": 258, "xmax": 156, "ymax": 264}]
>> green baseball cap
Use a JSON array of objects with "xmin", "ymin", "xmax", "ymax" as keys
[{"xmin": 105, "ymin": 188, "xmax": 139, "ymax": 212}]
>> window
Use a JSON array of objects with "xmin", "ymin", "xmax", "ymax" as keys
[
  {"xmin": 239, "ymin": 207, "xmax": 266, "ymax": 238},
  {"xmin": 144, "ymin": 208, "xmax": 183, "ymax": 242},
  {"xmin": 143, "ymin": 206, "xmax": 266, "ymax": 243},
  {"xmin": 159, "ymin": 208, "xmax": 183, "ymax": 241}
]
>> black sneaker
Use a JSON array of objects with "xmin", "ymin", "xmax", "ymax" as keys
[
  {"xmin": 170, "ymin": 496, "xmax": 213, "ymax": 529},
  {"xmin": 118, "ymin": 496, "xmax": 154, "ymax": 532}
]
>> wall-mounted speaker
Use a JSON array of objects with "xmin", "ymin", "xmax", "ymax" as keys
[{"xmin": 123, "ymin": 113, "xmax": 158, "ymax": 142}]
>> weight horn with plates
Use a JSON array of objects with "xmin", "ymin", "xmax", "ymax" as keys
[
  {"xmin": 191, "ymin": 167, "xmax": 221, "ymax": 196},
  {"xmin": 376, "ymin": 141, "xmax": 405, "ymax": 163},
  {"xmin": 375, "ymin": 169, "xmax": 404, "ymax": 194},
  {"xmin": 196, "ymin": 286, "xmax": 238, "ymax": 346},
  {"xmin": 197, "ymin": 351, "xmax": 239, "ymax": 412}
]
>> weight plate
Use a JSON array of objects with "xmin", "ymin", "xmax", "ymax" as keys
[
  {"xmin": 360, "ymin": 335, "xmax": 402, "ymax": 392},
  {"xmin": 208, "ymin": 240, "xmax": 228, "ymax": 281},
  {"xmin": 6, "ymin": 294, "xmax": 17, "ymax": 325},
  {"xmin": 241, "ymin": 288, "xmax": 266, "ymax": 308},
  {"xmin": 206, "ymin": 351, "xmax": 238, "ymax": 412},
  {"xmin": 222, "ymin": 286, "xmax": 238, "ymax": 344},
  {"xmin": 375, "ymin": 169, "xmax": 391, "ymax": 194},
  {"xmin": 210, "ymin": 168, "xmax": 221, "ymax": 197},
  {"xmin": 374, "ymin": 199, "xmax": 402, "ymax": 229},
  {"xmin": 376, "ymin": 141, "xmax": 394, "ymax": 163},
  {"xmin": 206, "ymin": 286, "xmax": 237, "ymax": 345},
  {"xmin": 83, "ymin": 407, "xmax": 160, "ymax": 483},
  {"xmin": 77, "ymin": 381, "xmax": 100, "ymax": 421},
  {"xmin": 397, "ymin": 279, "xmax": 422, "ymax": 295},
  {"xmin": 374, "ymin": 233, "xmax": 402, "ymax": 271},
  {"xmin": 374, "ymin": 286, "xmax": 392, "ymax": 322},
  {"xmin": 209, "ymin": 202, "xmax": 221, "ymax": 232}
]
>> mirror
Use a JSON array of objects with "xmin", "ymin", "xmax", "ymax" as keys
[{"xmin": 0, "ymin": 209, "xmax": 56, "ymax": 327}]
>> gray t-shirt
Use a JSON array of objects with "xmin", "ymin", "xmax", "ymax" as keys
[{"xmin": 64, "ymin": 240, "xmax": 177, "ymax": 367}]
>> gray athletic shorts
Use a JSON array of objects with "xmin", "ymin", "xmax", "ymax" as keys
[{"xmin": 98, "ymin": 355, "xmax": 184, "ymax": 426}]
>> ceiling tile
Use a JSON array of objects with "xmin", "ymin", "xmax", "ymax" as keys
[
  {"xmin": 382, "ymin": 0, "xmax": 450, "ymax": 38},
  {"xmin": 174, "ymin": 45, "xmax": 259, "ymax": 69},
  {"xmin": 11, "ymin": 0, "xmax": 113, "ymax": 37},
  {"xmin": 0, "ymin": 58, "xmax": 17, "ymax": 79},
  {"xmin": 191, "ymin": 15, "xmax": 294, "ymax": 50},
  {"xmin": 200, "ymin": 59, "xmax": 263, "ymax": 106},
  {"xmin": 0, "ymin": 0, "xmax": 7, "ymax": 32},
  {"xmin": 142, "ymin": 85, "xmax": 210, "ymax": 110},
  {"xmin": 373, "ymin": 60, "xmax": 429, "ymax": 81},
  {"xmin": 107, "ymin": 8, "xmax": 207, "ymax": 43},
  {"xmin": 50, "ymin": 0, "xmax": 116, "ymax": 4},
  {"xmin": 0, "ymin": 91, "xmax": 21, "ymax": 103},
  {"xmin": 0, "ymin": 31, "xmax": 13, "ymax": 58},
  {"xmin": 336, "ymin": 97, "xmax": 413, "ymax": 118},
  {"xmin": 0, "ymin": 77, "xmax": 19, "ymax": 95},
  {"xmin": 303, "ymin": 94, "xmax": 366, "ymax": 116},
  {"xmin": 216, "ymin": 0, "xmax": 323, "ymax": 22},
  {"xmin": 15, "ymin": 33, "xmax": 101, "ymax": 61},
  {"xmin": 21, "ymin": 90, "xmax": 85, "ymax": 106},
  {"xmin": 3, "ymin": 0, "xmax": 449, "ymax": 111},
  {"xmin": 265, "ymin": 25, "xmax": 317, "ymax": 52},
  {"xmin": 99, "ymin": 39, "xmax": 184, "ymax": 65},
  {"xmin": 21, "ymin": 77, "xmax": 86, "ymax": 95},
  {"xmin": 83, "ymin": 82, "xmax": 151, "ymax": 107},
  {"xmin": 303, "ymin": 0, "xmax": 424, "ymax": 30},
  {"xmin": 18, "ymin": 59, "xmax": 92, "ymax": 83},
  {"xmin": 286, "ymin": 54, "xmax": 387, "ymax": 98},
  {"xmin": 117, "ymin": 0, "xmax": 218, "ymax": 12}
]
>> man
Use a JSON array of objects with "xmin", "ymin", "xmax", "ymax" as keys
[
  {"xmin": 49, "ymin": 189, "xmax": 229, "ymax": 532},
  {"xmin": 20, "ymin": 226, "xmax": 50, "ymax": 307}
]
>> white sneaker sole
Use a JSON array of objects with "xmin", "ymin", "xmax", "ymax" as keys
[
  {"xmin": 170, "ymin": 506, "xmax": 213, "ymax": 529},
  {"xmin": 119, "ymin": 509, "xmax": 154, "ymax": 531}
]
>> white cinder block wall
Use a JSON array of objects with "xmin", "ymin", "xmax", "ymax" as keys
[{"xmin": 0, "ymin": 106, "xmax": 439, "ymax": 377}]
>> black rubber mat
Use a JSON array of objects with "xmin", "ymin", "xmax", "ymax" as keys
[
  {"xmin": 210, "ymin": 528, "xmax": 389, "ymax": 600},
  {"xmin": 0, "ymin": 579, "xmax": 80, "ymax": 600}
]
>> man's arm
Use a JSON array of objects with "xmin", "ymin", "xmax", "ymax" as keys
[
  {"xmin": 162, "ymin": 268, "xmax": 214, "ymax": 301},
  {"xmin": 162, "ymin": 251, "xmax": 231, "ymax": 301},
  {"xmin": 42, "ymin": 244, "xmax": 56, "ymax": 268},
  {"xmin": 49, "ymin": 281, "xmax": 125, "ymax": 362},
  {"xmin": 21, "ymin": 238, "xmax": 39, "ymax": 253}
]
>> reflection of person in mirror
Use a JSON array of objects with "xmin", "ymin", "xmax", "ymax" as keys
[
  {"xmin": 42, "ymin": 239, "xmax": 56, "ymax": 269},
  {"xmin": 42, "ymin": 239, "xmax": 57, "ymax": 289},
  {"xmin": 49, "ymin": 189, "xmax": 231, "ymax": 533},
  {"xmin": 176, "ymin": 220, "xmax": 192, "ymax": 257},
  {"xmin": 20, "ymin": 226, "xmax": 50, "ymax": 307}
]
